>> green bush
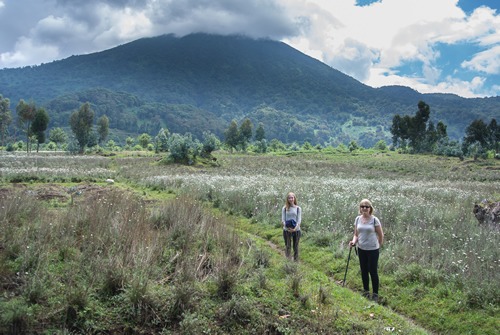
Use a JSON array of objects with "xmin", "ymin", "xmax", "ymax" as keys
[
  {"xmin": 217, "ymin": 296, "xmax": 256, "ymax": 330},
  {"xmin": 0, "ymin": 297, "xmax": 33, "ymax": 334}
]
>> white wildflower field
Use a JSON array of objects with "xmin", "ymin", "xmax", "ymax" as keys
[{"xmin": 1, "ymin": 150, "xmax": 498, "ymax": 333}]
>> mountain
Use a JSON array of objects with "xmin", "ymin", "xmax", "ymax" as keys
[{"xmin": 0, "ymin": 33, "xmax": 498, "ymax": 146}]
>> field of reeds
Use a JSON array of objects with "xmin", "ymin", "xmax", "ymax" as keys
[{"xmin": 0, "ymin": 150, "xmax": 498, "ymax": 334}]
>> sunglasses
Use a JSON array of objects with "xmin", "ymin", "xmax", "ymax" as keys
[{"xmin": 360, "ymin": 205, "xmax": 371, "ymax": 209}]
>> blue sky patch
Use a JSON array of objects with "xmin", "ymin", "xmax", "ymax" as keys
[
  {"xmin": 355, "ymin": 0, "xmax": 381, "ymax": 7},
  {"xmin": 458, "ymin": 0, "xmax": 499, "ymax": 14}
]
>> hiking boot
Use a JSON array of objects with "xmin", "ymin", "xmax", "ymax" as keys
[
  {"xmin": 362, "ymin": 291, "xmax": 370, "ymax": 299},
  {"xmin": 372, "ymin": 293, "xmax": 379, "ymax": 303}
]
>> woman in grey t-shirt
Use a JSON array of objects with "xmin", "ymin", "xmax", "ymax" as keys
[
  {"xmin": 349, "ymin": 199, "xmax": 384, "ymax": 302},
  {"xmin": 282, "ymin": 192, "xmax": 302, "ymax": 261}
]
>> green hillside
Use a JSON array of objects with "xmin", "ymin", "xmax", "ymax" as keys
[{"xmin": 0, "ymin": 33, "xmax": 498, "ymax": 146}]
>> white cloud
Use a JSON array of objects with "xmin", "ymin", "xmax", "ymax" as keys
[
  {"xmin": 92, "ymin": 6, "xmax": 154, "ymax": 47},
  {"xmin": 0, "ymin": 0, "xmax": 498, "ymax": 97},
  {"xmin": 279, "ymin": 0, "xmax": 500, "ymax": 97},
  {"xmin": 366, "ymin": 67, "xmax": 488, "ymax": 98},
  {"xmin": 462, "ymin": 45, "xmax": 500, "ymax": 74},
  {"xmin": 0, "ymin": 37, "xmax": 59, "ymax": 67}
]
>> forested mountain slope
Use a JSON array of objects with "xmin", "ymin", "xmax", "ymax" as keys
[{"xmin": 0, "ymin": 33, "xmax": 498, "ymax": 145}]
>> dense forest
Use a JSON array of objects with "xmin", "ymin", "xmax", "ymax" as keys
[{"xmin": 0, "ymin": 33, "xmax": 499, "ymax": 147}]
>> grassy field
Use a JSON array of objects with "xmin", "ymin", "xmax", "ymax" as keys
[{"xmin": 0, "ymin": 150, "xmax": 498, "ymax": 334}]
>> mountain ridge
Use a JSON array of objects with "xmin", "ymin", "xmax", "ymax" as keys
[{"xmin": 0, "ymin": 33, "xmax": 498, "ymax": 146}]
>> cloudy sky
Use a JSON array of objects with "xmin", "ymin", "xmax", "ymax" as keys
[{"xmin": 0, "ymin": 0, "xmax": 499, "ymax": 98}]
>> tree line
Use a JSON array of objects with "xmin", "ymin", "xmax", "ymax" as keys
[
  {"xmin": 390, "ymin": 100, "xmax": 498, "ymax": 159},
  {"xmin": 1, "ymin": 94, "xmax": 498, "ymax": 162}
]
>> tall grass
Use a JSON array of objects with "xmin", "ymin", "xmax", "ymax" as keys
[
  {"xmin": 0, "ymin": 186, "xmax": 243, "ymax": 333},
  {"xmin": 1, "ymin": 151, "xmax": 498, "ymax": 333},
  {"xmin": 134, "ymin": 153, "xmax": 499, "ymax": 309}
]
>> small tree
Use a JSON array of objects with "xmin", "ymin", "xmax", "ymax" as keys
[
  {"xmin": 254, "ymin": 139, "xmax": 268, "ymax": 153},
  {"xmin": 348, "ymin": 140, "xmax": 360, "ymax": 152},
  {"xmin": 31, "ymin": 108, "xmax": 49, "ymax": 152},
  {"xmin": 137, "ymin": 133, "xmax": 152, "ymax": 149},
  {"xmin": 16, "ymin": 100, "xmax": 37, "ymax": 153},
  {"xmin": 168, "ymin": 133, "xmax": 201, "ymax": 164},
  {"xmin": 269, "ymin": 138, "xmax": 286, "ymax": 152},
  {"xmin": 154, "ymin": 128, "xmax": 170, "ymax": 153},
  {"xmin": 201, "ymin": 131, "xmax": 221, "ymax": 157},
  {"xmin": 49, "ymin": 127, "xmax": 68, "ymax": 151},
  {"xmin": 70, "ymin": 102, "xmax": 94, "ymax": 154},
  {"xmin": 106, "ymin": 140, "xmax": 117, "ymax": 151},
  {"xmin": 125, "ymin": 137, "xmax": 135, "ymax": 149},
  {"xmin": 373, "ymin": 140, "xmax": 387, "ymax": 151},
  {"xmin": 302, "ymin": 141, "xmax": 313, "ymax": 150}
]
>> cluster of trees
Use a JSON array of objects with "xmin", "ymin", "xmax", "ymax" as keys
[
  {"xmin": 0, "ymin": 97, "xmax": 111, "ymax": 154},
  {"xmin": 462, "ymin": 118, "xmax": 499, "ymax": 158},
  {"xmin": 391, "ymin": 101, "xmax": 448, "ymax": 153},
  {"xmin": 224, "ymin": 119, "xmax": 266, "ymax": 153},
  {"xmin": 0, "ymin": 98, "xmax": 50, "ymax": 153},
  {"xmin": 1, "ymin": 94, "xmax": 498, "ymax": 163},
  {"xmin": 391, "ymin": 100, "xmax": 498, "ymax": 159}
]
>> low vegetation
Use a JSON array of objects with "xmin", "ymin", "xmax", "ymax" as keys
[{"xmin": 0, "ymin": 150, "xmax": 498, "ymax": 334}]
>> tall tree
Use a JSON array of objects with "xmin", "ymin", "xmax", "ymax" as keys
[
  {"xmin": 70, "ymin": 102, "xmax": 94, "ymax": 154},
  {"xmin": 487, "ymin": 119, "xmax": 499, "ymax": 153},
  {"xmin": 436, "ymin": 121, "xmax": 447, "ymax": 140},
  {"xmin": 239, "ymin": 118, "xmax": 253, "ymax": 151},
  {"xmin": 463, "ymin": 119, "xmax": 489, "ymax": 147},
  {"xmin": 255, "ymin": 123, "xmax": 265, "ymax": 142},
  {"xmin": 97, "ymin": 115, "xmax": 109, "ymax": 145},
  {"xmin": 224, "ymin": 120, "xmax": 239, "ymax": 153},
  {"xmin": 16, "ymin": 99, "xmax": 37, "ymax": 153},
  {"xmin": 410, "ymin": 101, "xmax": 430, "ymax": 152},
  {"xmin": 0, "ymin": 95, "xmax": 12, "ymax": 148},
  {"xmin": 31, "ymin": 108, "xmax": 49, "ymax": 152},
  {"xmin": 390, "ymin": 114, "xmax": 411, "ymax": 148},
  {"xmin": 49, "ymin": 127, "xmax": 68, "ymax": 151}
]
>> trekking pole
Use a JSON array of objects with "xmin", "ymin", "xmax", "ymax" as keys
[{"xmin": 342, "ymin": 245, "xmax": 356, "ymax": 287}]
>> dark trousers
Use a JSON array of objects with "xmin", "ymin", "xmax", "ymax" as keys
[
  {"xmin": 358, "ymin": 248, "xmax": 380, "ymax": 294},
  {"xmin": 283, "ymin": 230, "xmax": 301, "ymax": 261}
]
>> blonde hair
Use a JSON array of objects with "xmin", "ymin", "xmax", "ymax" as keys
[
  {"xmin": 285, "ymin": 192, "xmax": 297, "ymax": 210},
  {"xmin": 359, "ymin": 199, "xmax": 374, "ymax": 215}
]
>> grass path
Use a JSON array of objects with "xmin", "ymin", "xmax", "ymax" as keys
[{"xmin": 208, "ymin": 205, "xmax": 433, "ymax": 335}]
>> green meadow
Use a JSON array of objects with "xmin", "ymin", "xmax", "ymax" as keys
[{"xmin": 0, "ymin": 150, "xmax": 498, "ymax": 334}]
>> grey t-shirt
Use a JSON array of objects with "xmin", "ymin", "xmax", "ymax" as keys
[
  {"xmin": 355, "ymin": 215, "xmax": 381, "ymax": 250},
  {"xmin": 282, "ymin": 206, "xmax": 301, "ymax": 231}
]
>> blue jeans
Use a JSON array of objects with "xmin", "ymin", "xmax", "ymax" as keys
[
  {"xmin": 283, "ymin": 230, "xmax": 301, "ymax": 261},
  {"xmin": 358, "ymin": 248, "xmax": 380, "ymax": 294}
]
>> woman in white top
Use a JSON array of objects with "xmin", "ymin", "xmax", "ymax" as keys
[
  {"xmin": 282, "ymin": 192, "xmax": 302, "ymax": 261},
  {"xmin": 349, "ymin": 199, "xmax": 384, "ymax": 302}
]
